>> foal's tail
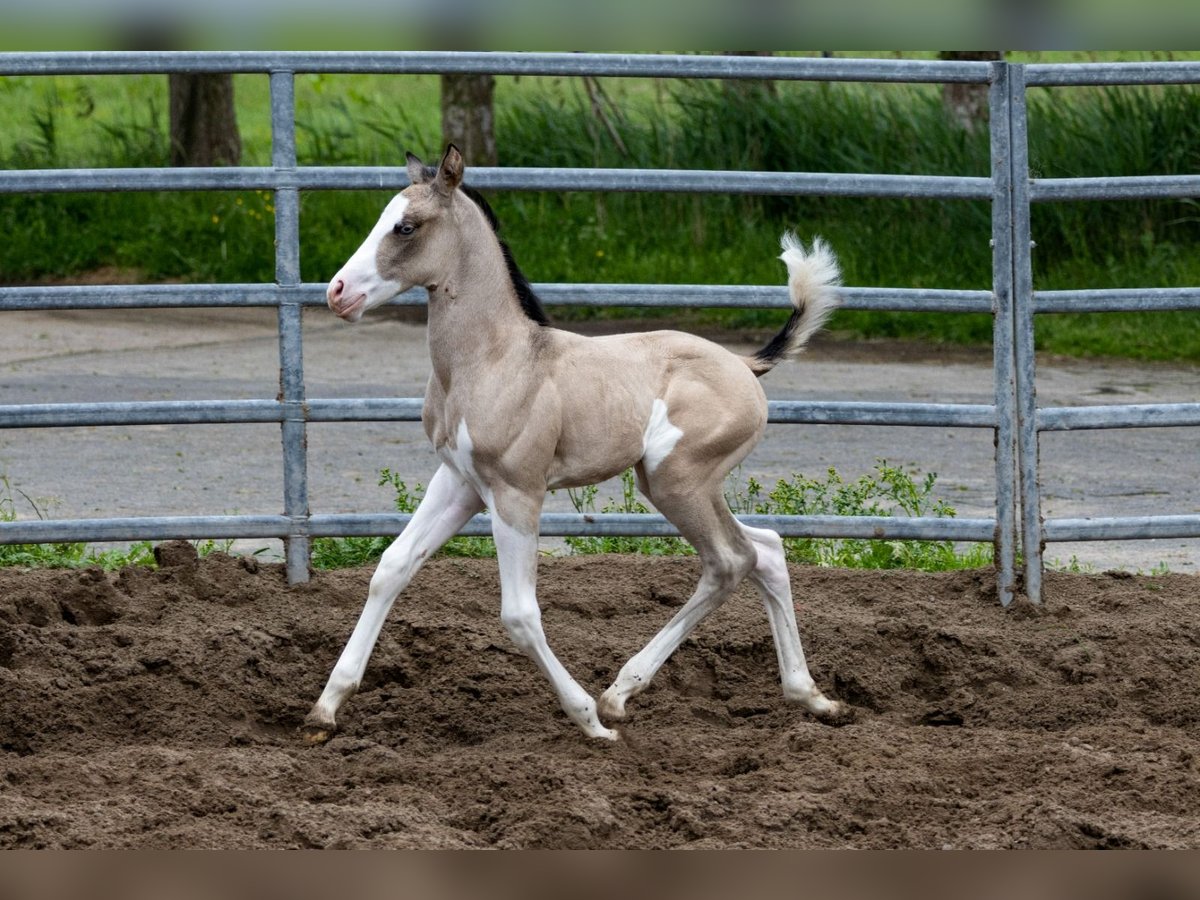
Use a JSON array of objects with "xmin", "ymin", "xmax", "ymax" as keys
[{"xmin": 744, "ymin": 233, "xmax": 841, "ymax": 377}]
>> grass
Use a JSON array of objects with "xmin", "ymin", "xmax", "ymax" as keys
[
  {"xmin": 2, "ymin": 64, "xmax": 1197, "ymax": 360},
  {"xmin": 310, "ymin": 461, "xmax": 991, "ymax": 572},
  {"xmin": 2, "ymin": 460, "xmax": 991, "ymax": 573},
  {"xmin": 0, "ymin": 474, "xmax": 230, "ymax": 570},
  {"xmin": 310, "ymin": 468, "xmax": 495, "ymax": 570}
]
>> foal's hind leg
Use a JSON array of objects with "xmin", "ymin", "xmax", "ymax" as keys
[
  {"xmin": 598, "ymin": 482, "xmax": 757, "ymax": 722},
  {"xmin": 302, "ymin": 464, "xmax": 484, "ymax": 743},
  {"xmin": 739, "ymin": 523, "xmax": 843, "ymax": 719}
]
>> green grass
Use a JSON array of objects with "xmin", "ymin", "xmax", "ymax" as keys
[
  {"xmin": 309, "ymin": 462, "xmax": 991, "ymax": 572},
  {"xmin": 0, "ymin": 474, "xmax": 228, "ymax": 570},
  {"xmin": 309, "ymin": 468, "xmax": 495, "ymax": 570},
  {"xmin": 1, "ymin": 63, "xmax": 1198, "ymax": 361},
  {"xmin": 2, "ymin": 461, "xmax": 990, "ymax": 573}
]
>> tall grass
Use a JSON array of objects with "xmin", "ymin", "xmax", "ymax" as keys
[{"xmin": 1, "ymin": 75, "xmax": 1197, "ymax": 360}]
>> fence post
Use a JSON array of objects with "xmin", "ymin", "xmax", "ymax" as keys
[
  {"xmin": 1008, "ymin": 64, "xmax": 1044, "ymax": 603},
  {"xmin": 988, "ymin": 61, "xmax": 1018, "ymax": 607},
  {"xmin": 271, "ymin": 69, "xmax": 311, "ymax": 585}
]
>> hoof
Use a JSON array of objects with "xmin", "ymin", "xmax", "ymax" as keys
[
  {"xmin": 597, "ymin": 689, "xmax": 627, "ymax": 724},
  {"xmin": 300, "ymin": 720, "xmax": 336, "ymax": 745},
  {"xmin": 587, "ymin": 724, "xmax": 621, "ymax": 742},
  {"xmin": 814, "ymin": 700, "xmax": 856, "ymax": 726}
]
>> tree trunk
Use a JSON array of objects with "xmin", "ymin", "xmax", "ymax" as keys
[
  {"xmin": 168, "ymin": 74, "xmax": 241, "ymax": 167},
  {"xmin": 938, "ymin": 51, "xmax": 1004, "ymax": 130},
  {"xmin": 440, "ymin": 74, "xmax": 497, "ymax": 167}
]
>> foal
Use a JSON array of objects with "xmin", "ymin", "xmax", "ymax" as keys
[{"xmin": 305, "ymin": 145, "xmax": 843, "ymax": 742}]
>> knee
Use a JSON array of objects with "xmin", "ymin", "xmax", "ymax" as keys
[{"xmin": 369, "ymin": 544, "xmax": 416, "ymax": 594}]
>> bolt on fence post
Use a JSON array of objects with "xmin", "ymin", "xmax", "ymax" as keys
[
  {"xmin": 1008, "ymin": 64, "xmax": 1044, "ymax": 603},
  {"xmin": 988, "ymin": 61, "xmax": 1018, "ymax": 607},
  {"xmin": 271, "ymin": 69, "xmax": 311, "ymax": 584}
]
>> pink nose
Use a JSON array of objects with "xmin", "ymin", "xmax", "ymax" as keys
[{"xmin": 327, "ymin": 279, "xmax": 345, "ymax": 306}]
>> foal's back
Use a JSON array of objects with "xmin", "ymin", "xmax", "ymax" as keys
[{"xmin": 537, "ymin": 326, "xmax": 769, "ymax": 489}]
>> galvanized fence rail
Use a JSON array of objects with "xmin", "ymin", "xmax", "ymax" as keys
[{"xmin": 1, "ymin": 52, "xmax": 1191, "ymax": 602}]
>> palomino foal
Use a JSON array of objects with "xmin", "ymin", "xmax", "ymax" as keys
[{"xmin": 305, "ymin": 145, "xmax": 844, "ymax": 742}]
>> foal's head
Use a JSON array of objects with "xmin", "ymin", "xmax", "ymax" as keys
[{"xmin": 327, "ymin": 145, "xmax": 470, "ymax": 322}]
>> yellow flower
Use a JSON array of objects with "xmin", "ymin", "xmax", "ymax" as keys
[{"xmin": 211, "ymin": 215, "xmax": 220, "ymax": 224}]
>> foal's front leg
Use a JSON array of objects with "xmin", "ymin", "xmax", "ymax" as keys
[
  {"xmin": 302, "ymin": 464, "xmax": 484, "ymax": 743},
  {"xmin": 492, "ymin": 496, "xmax": 619, "ymax": 741}
]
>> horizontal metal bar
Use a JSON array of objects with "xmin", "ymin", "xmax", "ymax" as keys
[
  {"xmin": 0, "ymin": 400, "xmax": 286, "ymax": 428},
  {"xmin": 1037, "ymin": 403, "xmax": 1200, "ymax": 432},
  {"xmin": 534, "ymin": 284, "xmax": 995, "ymax": 313},
  {"xmin": 12, "ymin": 53, "xmax": 1195, "ymax": 88},
  {"xmin": 0, "ymin": 510, "xmax": 996, "ymax": 546},
  {"xmin": 0, "ymin": 282, "xmax": 994, "ymax": 313},
  {"xmin": 1031, "ymin": 175, "xmax": 1200, "ymax": 202},
  {"xmin": 0, "ymin": 515, "xmax": 293, "ymax": 544},
  {"xmin": 771, "ymin": 402, "xmax": 995, "ymax": 427},
  {"xmin": 0, "ymin": 51, "xmax": 994, "ymax": 83},
  {"xmin": 305, "ymin": 398, "xmax": 424, "ymax": 422},
  {"xmin": 1026, "ymin": 62, "xmax": 1200, "ymax": 86},
  {"xmin": 1033, "ymin": 288, "xmax": 1200, "ymax": 314},
  {"xmin": 1044, "ymin": 515, "xmax": 1200, "ymax": 542},
  {"xmin": 468, "ymin": 168, "xmax": 993, "ymax": 199},
  {"xmin": 0, "ymin": 398, "xmax": 996, "ymax": 429},
  {"xmin": 0, "ymin": 165, "xmax": 994, "ymax": 200},
  {"xmin": 0, "ymin": 284, "xmax": 305, "ymax": 310},
  {"xmin": 0, "ymin": 167, "xmax": 282, "ymax": 194},
  {"xmin": 310, "ymin": 512, "xmax": 998, "ymax": 542}
]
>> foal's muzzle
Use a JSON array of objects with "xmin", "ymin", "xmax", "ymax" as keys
[{"xmin": 326, "ymin": 278, "xmax": 366, "ymax": 322}]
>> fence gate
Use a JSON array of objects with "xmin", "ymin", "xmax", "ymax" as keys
[
  {"xmin": 0, "ymin": 52, "xmax": 1196, "ymax": 605},
  {"xmin": 1007, "ymin": 62, "xmax": 1200, "ymax": 603}
]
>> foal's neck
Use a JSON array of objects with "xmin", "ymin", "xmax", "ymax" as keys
[{"xmin": 425, "ymin": 201, "xmax": 540, "ymax": 391}]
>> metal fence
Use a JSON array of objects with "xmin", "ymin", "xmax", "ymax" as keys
[
  {"xmin": 0, "ymin": 52, "xmax": 1195, "ymax": 605},
  {"xmin": 1011, "ymin": 63, "xmax": 1200, "ymax": 602}
]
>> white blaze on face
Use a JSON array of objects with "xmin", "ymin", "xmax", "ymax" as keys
[
  {"xmin": 641, "ymin": 399, "xmax": 684, "ymax": 474},
  {"xmin": 327, "ymin": 193, "xmax": 409, "ymax": 320}
]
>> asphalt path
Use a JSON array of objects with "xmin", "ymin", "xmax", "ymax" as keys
[{"xmin": 2, "ymin": 307, "xmax": 1197, "ymax": 573}]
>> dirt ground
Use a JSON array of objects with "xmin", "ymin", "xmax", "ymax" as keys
[{"xmin": 1, "ymin": 545, "xmax": 1199, "ymax": 849}]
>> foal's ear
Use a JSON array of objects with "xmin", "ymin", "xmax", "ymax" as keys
[
  {"xmin": 434, "ymin": 144, "xmax": 464, "ymax": 196},
  {"xmin": 405, "ymin": 152, "xmax": 430, "ymax": 185}
]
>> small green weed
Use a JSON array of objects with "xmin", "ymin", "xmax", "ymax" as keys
[
  {"xmin": 1, "ymin": 475, "xmax": 156, "ymax": 570},
  {"xmin": 564, "ymin": 470, "xmax": 694, "ymax": 557},
  {"xmin": 726, "ymin": 462, "xmax": 993, "ymax": 571},
  {"xmin": 310, "ymin": 467, "xmax": 495, "ymax": 570},
  {"xmin": 564, "ymin": 461, "xmax": 991, "ymax": 571}
]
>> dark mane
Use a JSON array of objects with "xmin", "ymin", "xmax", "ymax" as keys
[{"xmin": 460, "ymin": 184, "xmax": 551, "ymax": 327}]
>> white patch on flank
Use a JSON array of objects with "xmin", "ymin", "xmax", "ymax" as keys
[{"xmin": 641, "ymin": 398, "xmax": 684, "ymax": 474}]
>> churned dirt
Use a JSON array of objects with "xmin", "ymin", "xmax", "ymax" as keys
[{"xmin": 2, "ymin": 545, "xmax": 1199, "ymax": 849}]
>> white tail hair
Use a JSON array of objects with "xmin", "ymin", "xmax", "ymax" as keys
[
  {"xmin": 770, "ymin": 232, "xmax": 842, "ymax": 360},
  {"xmin": 745, "ymin": 233, "xmax": 841, "ymax": 375}
]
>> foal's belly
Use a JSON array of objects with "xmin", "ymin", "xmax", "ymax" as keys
[{"xmin": 545, "ymin": 434, "xmax": 644, "ymax": 491}]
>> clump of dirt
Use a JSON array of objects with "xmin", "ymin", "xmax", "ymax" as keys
[{"xmin": 1, "ymin": 548, "xmax": 1198, "ymax": 848}]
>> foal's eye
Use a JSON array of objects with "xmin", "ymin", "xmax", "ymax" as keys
[{"xmin": 393, "ymin": 222, "xmax": 416, "ymax": 236}]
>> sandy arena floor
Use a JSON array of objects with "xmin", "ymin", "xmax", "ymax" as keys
[{"xmin": 2, "ymin": 546, "xmax": 1198, "ymax": 848}]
